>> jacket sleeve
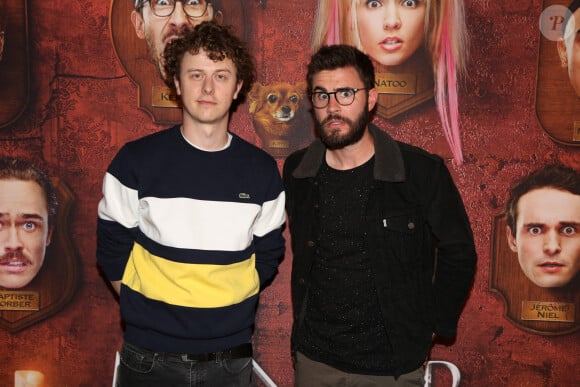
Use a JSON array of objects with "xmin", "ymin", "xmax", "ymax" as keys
[
  {"xmin": 282, "ymin": 153, "xmax": 297, "ymax": 219},
  {"xmin": 427, "ymin": 162, "xmax": 477, "ymax": 337},
  {"xmin": 96, "ymin": 145, "xmax": 140, "ymax": 281},
  {"xmin": 253, "ymin": 159, "xmax": 286, "ymax": 289}
]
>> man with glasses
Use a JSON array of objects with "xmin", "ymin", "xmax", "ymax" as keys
[
  {"xmin": 283, "ymin": 45, "xmax": 477, "ymax": 386},
  {"xmin": 131, "ymin": 0, "xmax": 220, "ymax": 78}
]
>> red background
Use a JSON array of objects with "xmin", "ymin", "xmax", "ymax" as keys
[{"xmin": 0, "ymin": 1, "xmax": 579, "ymax": 386}]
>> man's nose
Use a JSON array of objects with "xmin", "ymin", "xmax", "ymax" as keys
[
  {"xmin": 543, "ymin": 231, "xmax": 562, "ymax": 255},
  {"xmin": 326, "ymin": 95, "xmax": 341, "ymax": 113},
  {"xmin": 1, "ymin": 226, "xmax": 24, "ymax": 252},
  {"xmin": 168, "ymin": 1, "xmax": 191, "ymax": 27},
  {"xmin": 202, "ymin": 76, "xmax": 214, "ymax": 94}
]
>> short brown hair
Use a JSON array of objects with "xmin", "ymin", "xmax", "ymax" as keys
[
  {"xmin": 0, "ymin": 157, "xmax": 58, "ymax": 227},
  {"xmin": 505, "ymin": 164, "xmax": 580, "ymax": 236}
]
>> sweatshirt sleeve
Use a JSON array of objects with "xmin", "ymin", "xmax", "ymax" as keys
[
  {"xmin": 252, "ymin": 159, "xmax": 286, "ymax": 288},
  {"xmin": 96, "ymin": 145, "xmax": 140, "ymax": 281}
]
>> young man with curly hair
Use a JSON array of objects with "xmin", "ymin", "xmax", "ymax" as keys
[{"xmin": 97, "ymin": 22, "xmax": 285, "ymax": 386}]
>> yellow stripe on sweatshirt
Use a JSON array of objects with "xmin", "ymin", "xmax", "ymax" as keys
[{"xmin": 122, "ymin": 243, "xmax": 260, "ymax": 308}]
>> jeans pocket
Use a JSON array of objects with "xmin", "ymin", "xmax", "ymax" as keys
[
  {"xmin": 222, "ymin": 356, "xmax": 253, "ymax": 375},
  {"xmin": 119, "ymin": 343, "xmax": 155, "ymax": 374}
]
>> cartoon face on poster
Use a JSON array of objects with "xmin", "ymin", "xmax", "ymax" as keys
[
  {"xmin": 311, "ymin": 0, "xmax": 468, "ymax": 163},
  {"xmin": 490, "ymin": 165, "xmax": 580, "ymax": 336},
  {"xmin": 0, "ymin": 0, "xmax": 29, "ymax": 129},
  {"xmin": 0, "ymin": 158, "xmax": 79, "ymax": 333},
  {"xmin": 536, "ymin": 0, "xmax": 580, "ymax": 146}
]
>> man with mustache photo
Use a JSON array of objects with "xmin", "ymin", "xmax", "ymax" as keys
[{"xmin": 0, "ymin": 157, "xmax": 57, "ymax": 290}]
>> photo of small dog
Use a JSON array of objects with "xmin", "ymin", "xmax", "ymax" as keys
[{"xmin": 248, "ymin": 81, "xmax": 314, "ymax": 158}]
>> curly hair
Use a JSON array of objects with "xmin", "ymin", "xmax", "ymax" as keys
[
  {"xmin": 505, "ymin": 164, "xmax": 580, "ymax": 237},
  {"xmin": 0, "ymin": 157, "xmax": 58, "ymax": 227},
  {"xmin": 163, "ymin": 21, "xmax": 255, "ymax": 105}
]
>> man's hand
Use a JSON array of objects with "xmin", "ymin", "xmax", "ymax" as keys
[{"xmin": 111, "ymin": 280, "xmax": 121, "ymax": 295}]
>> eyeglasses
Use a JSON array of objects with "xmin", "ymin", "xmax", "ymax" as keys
[
  {"xmin": 141, "ymin": 0, "xmax": 210, "ymax": 18},
  {"xmin": 310, "ymin": 87, "xmax": 369, "ymax": 109}
]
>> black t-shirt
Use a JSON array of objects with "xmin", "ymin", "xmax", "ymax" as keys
[{"xmin": 296, "ymin": 156, "xmax": 394, "ymax": 374}]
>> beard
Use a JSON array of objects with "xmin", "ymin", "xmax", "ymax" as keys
[{"xmin": 315, "ymin": 108, "xmax": 369, "ymax": 150}]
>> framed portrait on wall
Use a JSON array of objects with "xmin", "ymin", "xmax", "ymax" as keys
[
  {"xmin": 490, "ymin": 214, "xmax": 579, "ymax": 336},
  {"xmin": 0, "ymin": 0, "xmax": 29, "ymax": 129},
  {"xmin": 0, "ymin": 177, "xmax": 79, "ymax": 333},
  {"xmin": 536, "ymin": 0, "xmax": 580, "ymax": 146}
]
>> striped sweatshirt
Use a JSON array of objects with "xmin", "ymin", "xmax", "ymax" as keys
[{"xmin": 96, "ymin": 126, "xmax": 286, "ymax": 353}]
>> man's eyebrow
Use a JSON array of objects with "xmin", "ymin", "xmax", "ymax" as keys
[
  {"xmin": 185, "ymin": 68, "xmax": 233, "ymax": 74},
  {"xmin": 0, "ymin": 213, "xmax": 44, "ymax": 221},
  {"xmin": 522, "ymin": 222, "xmax": 545, "ymax": 228},
  {"xmin": 18, "ymin": 214, "xmax": 45, "ymax": 221},
  {"xmin": 522, "ymin": 221, "xmax": 580, "ymax": 228}
]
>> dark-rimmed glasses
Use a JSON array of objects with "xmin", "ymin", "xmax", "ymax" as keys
[
  {"xmin": 310, "ymin": 87, "xmax": 369, "ymax": 109},
  {"xmin": 139, "ymin": 0, "xmax": 210, "ymax": 18}
]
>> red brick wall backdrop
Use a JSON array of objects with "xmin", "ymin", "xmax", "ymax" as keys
[{"xmin": 0, "ymin": 1, "xmax": 578, "ymax": 386}]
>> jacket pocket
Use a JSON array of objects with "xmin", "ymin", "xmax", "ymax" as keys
[{"xmin": 379, "ymin": 207, "xmax": 425, "ymax": 264}]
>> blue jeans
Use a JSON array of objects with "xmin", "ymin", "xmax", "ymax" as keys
[{"xmin": 116, "ymin": 342, "xmax": 255, "ymax": 387}]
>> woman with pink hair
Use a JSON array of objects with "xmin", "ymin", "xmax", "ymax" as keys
[{"xmin": 312, "ymin": 0, "xmax": 469, "ymax": 165}]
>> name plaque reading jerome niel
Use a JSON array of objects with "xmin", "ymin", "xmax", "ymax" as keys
[
  {"xmin": 375, "ymin": 73, "xmax": 416, "ymax": 95},
  {"xmin": 521, "ymin": 301, "xmax": 575, "ymax": 323},
  {"xmin": 0, "ymin": 291, "xmax": 40, "ymax": 311},
  {"xmin": 151, "ymin": 86, "xmax": 182, "ymax": 108}
]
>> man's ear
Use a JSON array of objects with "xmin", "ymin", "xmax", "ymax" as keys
[
  {"xmin": 368, "ymin": 88, "xmax": 378, "ymax": 111},
  {"xmin": 131, "ymin": 10, "xmax": 146, "ymax": 40},
  {"xmin": 46, "ymin": 226, "xmax": 54, "ymax": 247},
  {"xmin": 214, "ymin": 10, "xmax": 224, "ymax": 25},
  {"xmin": 233, "ymin": 80, "xmax": 243, "ymax": 100},
  {"xmin": 506, "ymin": 226, "xmax": 518, "ymax": 253},
  {"xmin": 174, "ymin": 76, "xmax": 182, "ymax": 96},
  {"xmin": 557, "ymin": 38, "xmax": 568, "ymax": 68}
]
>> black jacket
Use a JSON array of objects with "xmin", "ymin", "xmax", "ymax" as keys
[{"xmin": 283, "ymin": 124, "xmax": 477, "ymax": 375}]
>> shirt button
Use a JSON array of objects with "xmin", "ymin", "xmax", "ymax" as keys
[
  {"xmin": 408, "ymin": 222, "xmax": 415, "ymax": 230},
  {"xmin": 307, "ymin": 240, "xmax": 316, "ymax": 248}
]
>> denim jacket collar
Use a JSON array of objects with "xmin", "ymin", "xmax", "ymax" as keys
[{"xmin": 292, "ymin": 123, "xmax": 406, "ymax": 182}]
